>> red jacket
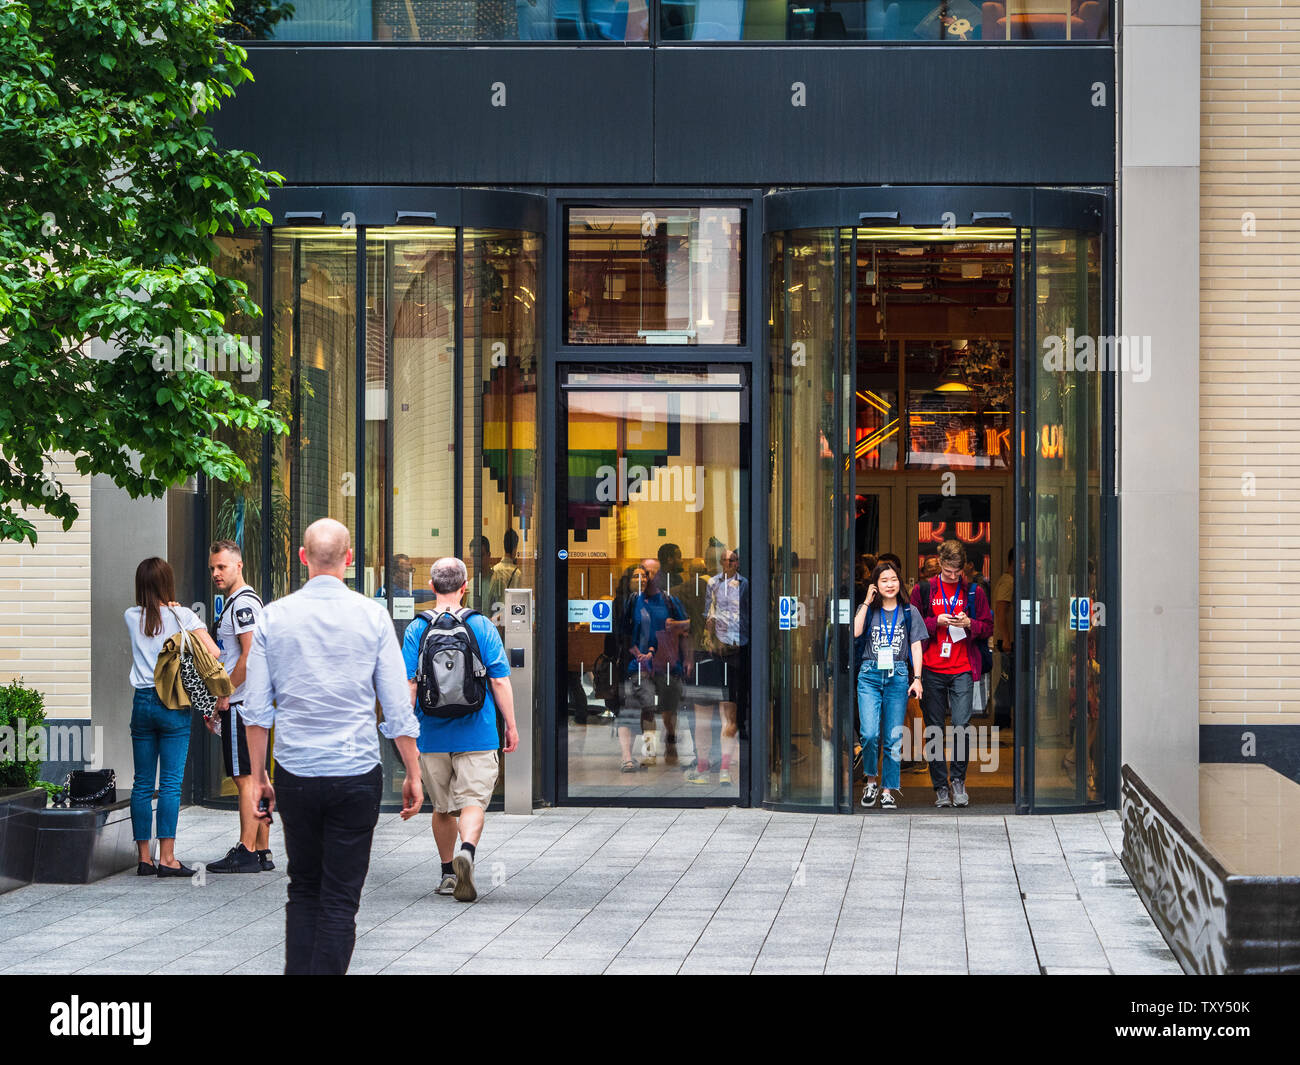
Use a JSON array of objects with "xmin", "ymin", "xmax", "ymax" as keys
[{"xmin": 909, "ymin": 578, "xmax": 994, "ymax": 682}]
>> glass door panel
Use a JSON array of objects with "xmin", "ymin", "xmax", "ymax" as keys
[
  {"xmin": 768, "ymin": 229, "xmax": 850, "ymax": 808},
  {"xmin": 1027, "ymin": 229, "xmax": 1105, "ymax": 807},
  {"xmin": 559, "ymin": 366, "xmax": 749, "ymax": 801}
]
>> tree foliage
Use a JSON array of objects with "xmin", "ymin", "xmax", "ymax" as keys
[{"xmin": 0, "ymin": 0, "xmax": 287, "ymax": 545}]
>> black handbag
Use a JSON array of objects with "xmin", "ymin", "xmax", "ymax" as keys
[{"xmin": 61, "ymin": 769, "xmax": 117, "ymax": 807}]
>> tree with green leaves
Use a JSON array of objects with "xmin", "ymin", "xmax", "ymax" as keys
[{"xmin": 0, "ymin": 0, "xmax": 287, "ymax": 545}]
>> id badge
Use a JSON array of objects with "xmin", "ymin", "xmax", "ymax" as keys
[
  {"xmin": 939, "ymin": 641, "xmax": 953, "ymax": 659},
  {"xmin": 876, "ymin": 648, "xmax": 894, "ymax": 672}
]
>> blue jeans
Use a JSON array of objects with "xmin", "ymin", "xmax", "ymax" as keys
[
  {"xmin": 857, "ymin": 663, "xmax": 909, "ymax": 790},
  {"xmin": 130, "ymin": 687, "xmax": 191, "ymax": 842}
]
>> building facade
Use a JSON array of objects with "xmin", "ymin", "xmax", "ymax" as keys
[{"xmin": 6, "ymin": 0, "xmax": 1242, "ymax": 826}]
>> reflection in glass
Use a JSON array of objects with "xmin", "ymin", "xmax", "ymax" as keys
[
  {"xmin": 210, "ymin": 236, "xmax": 267, "ymax": 597},
  {"xmin": 657, "ymin": 0, "xmax": 1107, "ymax": 39},
  {"xmin": 562, "ymin": 368, "xmax": 748, "ymax": 800},
  {"xmin": 270, "ymin": 229, "xmax": 358, "ymax": 597},
  {"xmin": 566, "ymin": 207, "xmax": 743, "ymax": 345},
  {"xmin": 1030, "ymin": 229, "xmax": 1104, "ymax": 806},
  {"xmin": 769, "ymin": 229, "xmax": 848, "ymax": 808},
  {"xmin": 247, "ymin": 0, "xmax": 650, "ymax": 41}
]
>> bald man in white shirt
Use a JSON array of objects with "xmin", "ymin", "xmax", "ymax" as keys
[{"xmin": 244, "ymin": 518, "xmax": 423, "ymax": 975}]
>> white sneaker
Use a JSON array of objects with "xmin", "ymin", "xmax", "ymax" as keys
[{"xmin": 452, "ymin": 851, "xmax": 477, "ymax": 902}]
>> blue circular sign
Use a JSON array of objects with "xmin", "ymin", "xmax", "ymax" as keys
[
  {"xmin": 592, "ymin": 601, "xmax": 611, "ymax": 620},
  {"xmin": 557, "ymin": 549, "xmax": 568, "ymax": 561}
]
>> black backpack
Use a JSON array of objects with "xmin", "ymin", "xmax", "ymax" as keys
[
  {"xmin": 414, "ymin": 608, "xmax": 489, "ymax": 719},
  {"xmin": 916, "ymin": 578, "xmax": 993, "ymax": 674}
]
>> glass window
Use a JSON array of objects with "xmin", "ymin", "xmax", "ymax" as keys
[
  {"xmin": 462, "ymin": 228, "xmax": 542, "ymax": 623},
  {"xmin": 235, "ymin": 0, "xmax": 651, "ymax": 41},
  {"xmin": 904, "ymin": 339, "xmax": 1013, "ymax": 469},
  {"xmin": 566, "ymin": 207, "xmax": 743, "ymax": 346},
  {"xmin": 369, "ymin": 227, "xmax": 459, "ymax": 613},
  {"xmin": 209, "ymin": 236, "xmax": 267, "ymax": 595},
  {"xmin": 658, "ymin": 0, "xmax": 1108, "ymax": 40},
  {"xmin": 270, "ymin": 229, "xmax": 358, "ymax": 597}
]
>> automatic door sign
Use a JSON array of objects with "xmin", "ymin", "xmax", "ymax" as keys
[
  {"xmin": 778, "ymin": 596, "xmax": 797, "ymax": 631},
  {"xmin": 591, "ymin": 600, "xmax": 613, "ymax": 633},
  {"xmin": 1069, "ymin": 596, "xmax": 1092, "ymax": 632}
]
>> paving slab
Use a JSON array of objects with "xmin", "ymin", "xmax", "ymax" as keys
[{"xmin": 0, "ymin": 806, "xmax": 1181, "ymax": 975}]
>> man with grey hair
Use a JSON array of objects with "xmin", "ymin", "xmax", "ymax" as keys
[
  {"xmin": 244, "ymin": 517, "xmax": 423, "ymax": 974},
  {"xmin": 403, "ymin": 556, "xmax": 516, "ymax": 902}
]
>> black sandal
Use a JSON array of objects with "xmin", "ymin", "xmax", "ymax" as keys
[{"xmin": 620, "ymin": 760, "xmax": 639, "ymax": 773}]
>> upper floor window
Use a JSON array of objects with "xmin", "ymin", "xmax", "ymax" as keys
[
  {"xmin": 660, "ymin": 0, "xmax": 1108, "ymax": 40},
  {"xmin": 228, "ymin": 0, "xmax": 651, "ymax": 41},
  {"xmin": 566, "ymin": 207, "xmax": 744, "ymax": 345},
  {"xmin": 224, "ymin": 0, "xmax": 1107, "ymax": 41}
]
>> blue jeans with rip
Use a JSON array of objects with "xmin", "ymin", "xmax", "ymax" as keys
[
  {"xmin": 857, "ymin": 662, "xmax": 909, "ymax": 790},
  {"xmin": 130, "ymin": 686, "xmax": 191, "ymax": 841}
]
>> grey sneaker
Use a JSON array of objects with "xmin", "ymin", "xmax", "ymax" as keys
[
  {"xmin": 452, "ymin": 851, "xmax": 477, "ymax": 902},
  {"xmin": 436, "ymin": 872, "xmax": 458, "ymax": 896},
  {"xmin": 934, "ymin": 786, "xmax": 952, "ymax": 808},
  {"xmin": 951, "ymin": 780, "xmax": 969, "ymax": 807}
]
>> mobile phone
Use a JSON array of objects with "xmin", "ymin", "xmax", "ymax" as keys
[{"xmin": 258, "ymin": 796, "xmax": 273, "ymax": 824}]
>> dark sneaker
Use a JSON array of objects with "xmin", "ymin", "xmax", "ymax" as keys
[
  {"xmin": 207, "ymin": 843, "xmax": 263, "ymax": 874},
  {"xmin": 951, "ymin": 781, "xmax": 969, "ymax": 807},
  {"xmin": 435, "ymin": 873, "xmax": 458, "ymax": 896},
  {"xmin": 256, "ymin": 849, "xmax": 275, "ymax": 871},
  {"xmin": 934, "ymin": 786, "xmax": 952, "ymax": 808},
  {"xmin": 860, "ymin": 780, "xmax": 879, "ymax": 808},
  {"xmin": 452, "ymin": 851, "xmax": 477, "ymax": 902},
  {"xmin": 880, "ymin": 790, "xmax": 898, "ymax": 810}
]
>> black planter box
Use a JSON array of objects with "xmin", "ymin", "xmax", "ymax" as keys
[
  {"xmin": 30, "ymin": 791, "xmax": 142, "ymax": 885},
  {"xmin": 1122, "ymin": 765, "xmax": 1300, "ymax": 974},
  {"xmin": 0, "ymin": 788, "xmax": 46, "ymax": 894}
]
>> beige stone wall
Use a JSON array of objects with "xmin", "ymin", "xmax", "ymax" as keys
[
  {"xmin": 1201, "ymin": 2, "xmax": 1300, "ymax": 726},
  {"xmin": 0, "ymin": 459, "xmax": 92, "ymax": 720}
]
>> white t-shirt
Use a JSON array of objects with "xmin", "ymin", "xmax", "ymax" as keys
[
  {"xmin": 124, "ymin": 604, "xmax": 203, "ymax": 689},
  {"xmin": 214, "ymin": 586, "xmax": 262, "ymax": 703}
]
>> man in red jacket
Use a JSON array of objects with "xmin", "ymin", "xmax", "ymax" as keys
[{"xmin": 910, "ymin": 540, "xmax": 994, "ymax": 808}]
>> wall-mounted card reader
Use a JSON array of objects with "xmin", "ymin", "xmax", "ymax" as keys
[{"xmin": 502, "ymin": 587, "xmax": 533, "ymax": 816}]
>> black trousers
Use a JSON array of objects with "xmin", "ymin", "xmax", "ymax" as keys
[{"xmin": 274, "ymin": 762, "xmax": 382, "ymax": 975}]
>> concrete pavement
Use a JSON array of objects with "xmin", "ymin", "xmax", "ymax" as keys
[{"xmin": 0, "ymin": 806, "xmax": 1182, "ymax": 975}]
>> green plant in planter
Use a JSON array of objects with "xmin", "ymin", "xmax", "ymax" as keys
[{"xmin": 0, "ymin": 678, "xmax": 47, "ymax": 789}]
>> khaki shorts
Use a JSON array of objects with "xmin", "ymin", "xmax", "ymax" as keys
[{"xmin": 419, "ymin": 751, "xmax": 499, "ymax": 814}]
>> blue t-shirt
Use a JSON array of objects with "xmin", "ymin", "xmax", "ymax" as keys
[{"xmin": 402, "ymin": 610, "xmax": 510, "ymax": 753}]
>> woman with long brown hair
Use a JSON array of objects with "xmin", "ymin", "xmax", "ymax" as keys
[{"xmin": 124, "ymin": 557, "xmax": 221, "ymax": 877}]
